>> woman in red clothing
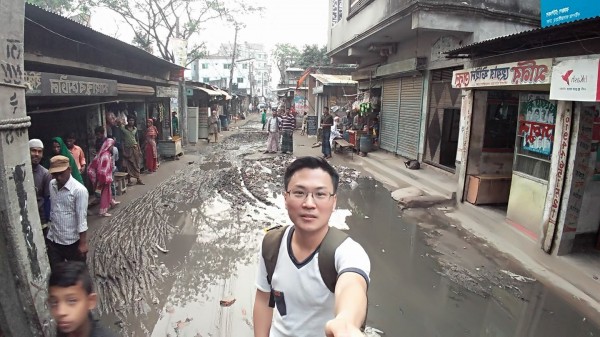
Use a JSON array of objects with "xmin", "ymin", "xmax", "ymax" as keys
[
  {"xmin": 88, "ymin": 138, "xmax": 119, "ymax": 217},
  {"xmin": 144, "ymin": 119, "xmax": 159, "ymax": 172}
]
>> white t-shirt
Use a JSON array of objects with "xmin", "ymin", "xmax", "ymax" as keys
[{"xmin": 256, "ymin": 226, "xmax": 370, "ymax": 337}]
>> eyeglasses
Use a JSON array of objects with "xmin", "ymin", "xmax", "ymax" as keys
[{"xmin": 286, "ymin": 189, "xmax": 335, "ymax": 202}]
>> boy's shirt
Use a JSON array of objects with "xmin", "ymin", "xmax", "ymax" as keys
[{"xmin": 57, "ymin": 315, "xmax": 117, "ymax": 337}]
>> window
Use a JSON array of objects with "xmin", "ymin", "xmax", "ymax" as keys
[
  {"xmin": 483, "ymin": 91, "xmax": 519, "ymax": 151},
  {"xmin": 224, "ymin": 63, "xmax": 231, "ymax": 69},
  {"xmin": 202, "ymin": 77, "xmax": 210, "ymax": 83},
  {"xmin": 237, "ymin": 77, "xmax": 244, "ymax": 83},
  {"xmin": 348, "ymin": 0, "xmax": 374, "ymax": 19},
  {"xmin": 332, "ymin": 0, "xmax": 342, "ymax": 26},
  {"xmin": 242, "ymin": 63, "xmax": 248, "ymax": 69},
  {"xmin": 513, "ymin": 93, "xmax": 557, "ymax": 181},
  {"xmin": 201, "ymin": 63, "xmax": 208, "ymax": 69}
]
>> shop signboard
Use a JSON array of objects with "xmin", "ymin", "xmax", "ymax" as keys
[
  {"xmin": 541, "ymin": 0, "xmax": 600, "ymax": 28},
  {"xmin": 549, "ymin": 58, "xmax": 600, "ymax": 102},
  {"xmin": 156, "ymin": 85, "xmax": 179, "ymax": 98},
  {"xmin": 306, "ymin": 115, "xmax": 318, "ymax": 136},
  {"xmin": 24, "ymin": 71, "xmax": 117, "ymax": 96},
  {"xmin": 452, "ymin": 59, "xmax": 552, "ymax": 89}
]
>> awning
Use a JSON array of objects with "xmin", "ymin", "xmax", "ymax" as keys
[
  {"xmin": 117, "ymin": 83, "xmax": 155, "ymax": 96},
  {"xmin": 195, "ymin": 86, "xmax": 221, "ymax": 96},
  {"xmin": 213, "ymin": 88, "xmax": 232, "ymax": 100},
  {"xmin": 310, "ymin": 74, "xmax": 356, "ymax": 86}
]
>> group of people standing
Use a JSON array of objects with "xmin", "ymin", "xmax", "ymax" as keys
[{"xmin": 262, "ymin": 107, "xmax": 296, "ymax": 154}]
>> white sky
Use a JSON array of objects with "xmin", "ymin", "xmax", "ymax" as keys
[{"xmin": 90, "ymin": 0, "xmax": 329, "ymax": 68}]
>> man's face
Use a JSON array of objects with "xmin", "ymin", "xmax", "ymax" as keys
[
  {"xmin": 127, "ymin": 118, "xmax": 135, "ymax": 127},
  {"xmin": 106, "ymin": 112, "xmax": 117, "ymax": 126},
  {"xmin": 48, "ymin": 282, "xmax": 97, "ymax": 334},
  {"xmin": 65, "ymin": 138, "xmax": 75, "ymax": 149},
  {"xmin": 95, "ymin": 132, "xmax": 103, "ymax": 140},
  {"xmin": 30, "ymin": 147, "xmax": 43, "ymax": 166},
  {"xmin": 52, "ymin": 142, "xmax": 61, "ymax": 155},
  {"xmin": 284, "ymin": 168, "xmax": 337, "ymax": 234},
  {"xmin": 52, "ymin": 168, "xmax": 71, "ymax": 187},
  {"xmin": 324, "ymin": 109, "xmax": 329, "ymax": 115}
]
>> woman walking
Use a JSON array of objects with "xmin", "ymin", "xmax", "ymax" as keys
[
  {"xmin": 144, "ymin": 119, "xmax": 159, "ymax": 173},
  {"xmin": 88, "ymin": 138, "xmax": 119, "ymax": 217}
]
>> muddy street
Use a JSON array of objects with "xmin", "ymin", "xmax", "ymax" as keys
[{"xmin": 91, "ymin": 117, "xmax": 600, "ymax": 337}]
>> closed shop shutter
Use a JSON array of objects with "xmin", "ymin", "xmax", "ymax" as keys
[
  {"xmin": 423, "ymin": 68, "xmax": 462, "ymax": 168},
  {"xmin": 380, "ymin": 78, "xmax": 400, "ymax": 153},
  {"xmin": 396, "ymin": 76, "xmax": 423, "ymax": 159}
]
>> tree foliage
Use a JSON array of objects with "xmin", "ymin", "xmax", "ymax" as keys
[
  {"xmin": 296, "ymin": 44, "xmax": 329, "ymax": 69},
  {"xmin": 92, "ymin": 0, "xmax": 263, "ymax": 65},
  {"xmin": 272, "ymin": 43, "xmax": 300, "ymax": 84}
]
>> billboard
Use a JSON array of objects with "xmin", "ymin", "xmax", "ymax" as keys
[{"xmin": 542, "ymin": 0, "xmax": 600, "ymax": 27}]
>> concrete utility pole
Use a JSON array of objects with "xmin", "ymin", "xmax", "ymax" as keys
[
  {"xmin": 0, "ymin": 0, "xmax": 53, "ymax": 336},
  {"xmin": 228, "ymin": 23, "xmax": 240, "ymax": 97}
]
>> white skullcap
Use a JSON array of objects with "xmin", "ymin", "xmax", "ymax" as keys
[{"xmin": 29, "ymin": 139, "xmax": 44, "ymax": 149}]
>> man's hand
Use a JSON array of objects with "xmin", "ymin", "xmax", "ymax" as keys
[
  {"xmin": 325, "ymin": 317, "xmax": 364, "ymax": 337},
  {"xmin": 78, "ymin": 241, "xmax": 88, "ymax": 257}
]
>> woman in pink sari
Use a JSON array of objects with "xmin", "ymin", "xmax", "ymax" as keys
[
  {"xmin": 88, "ymin": 138, "xmax": 119, "ymax": 217},
  {"xmin": 145, "ymin": 119, "xmax": 159, "ymax": 172}
]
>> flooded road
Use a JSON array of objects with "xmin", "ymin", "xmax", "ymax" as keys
[{"xmin": 92, "ymin": 119, "xmax": 600, "ymax": 337}]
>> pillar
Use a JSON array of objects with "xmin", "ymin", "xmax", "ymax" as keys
[{"xmin": 0, "ymin": 0, "xmax": 53, "ymax": 335}]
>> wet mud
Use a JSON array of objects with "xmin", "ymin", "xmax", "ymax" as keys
[{"xmin": 91, "ymin": 119, "xmax": 600, "ymax": 337}]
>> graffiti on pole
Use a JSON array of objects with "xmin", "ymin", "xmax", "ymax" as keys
[{"xmin": 2, "ymin": 39, "xmax": 23, "ymax": 85}]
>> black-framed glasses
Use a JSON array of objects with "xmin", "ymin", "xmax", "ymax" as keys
[{"xmin": 286, "ymin": 189, "xmax": 335, "ymax": 202}]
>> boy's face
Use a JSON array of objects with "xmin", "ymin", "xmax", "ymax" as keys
[{"xmin": 49, "ymin": 282, "xmax": 97, "ymax": 334}]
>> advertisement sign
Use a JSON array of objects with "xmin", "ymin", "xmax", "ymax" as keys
[
  {"xmin": 549, "ymin": 58, "xmax": 600, "ymax": 102},
  {"xmin": 24, "ymin": 71, "xmax": 117, "ymax": 96},
  {"xmin": 156, "ymin": 85, "xmax": 179, "ymax": 98},
  {"xmin": 452, "ymin": 59, "xmax": 552, "ymax": 89},
  {"xmin": 541, "ymin": 0, "xmax": 600, "ymax": 27},
  {"xmin": 518, "ymin": 94, "xmax": 557, "ymax": 156}
]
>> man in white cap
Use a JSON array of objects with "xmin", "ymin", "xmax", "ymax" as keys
[
  {"xmin": 29, "ymin": 139, "xmax": 52, "ymax": 234},
  {"xmin": 46, "ymin": 155, "xmax": 89, "ymax": 269}
]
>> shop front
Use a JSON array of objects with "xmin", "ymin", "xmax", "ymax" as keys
[
  {"xmin": 376, "ymin": 59, "xmax": 425, "ymax": 160},
  {"xmin": 453, "ymin": 59, "xmax": 554, "ymax": 238}
]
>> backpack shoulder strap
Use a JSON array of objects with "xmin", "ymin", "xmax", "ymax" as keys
[
  {"xmin": 318, "ymin": 227, "xmax": 349, "ymax": 293},
  {"xmin": 262, "ymin": 225, "xmax": 289, "ymax": 286}
]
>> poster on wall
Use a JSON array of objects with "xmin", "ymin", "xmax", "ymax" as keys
[
  {"xmin": 518, "ymin": 94, "xmax": 557, "ymax": 156},
  {"xmin": 584, "ymin": 103, "xmax": 600, "ymax": 180}
]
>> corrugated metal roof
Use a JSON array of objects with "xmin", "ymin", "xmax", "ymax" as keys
[
  {"xmin": 25, "ymin": 3, "xmax": 183, "ymax": 70},
  {"xmin": 447, "ymin": 16, "xmax": 600, "ymax": 57},
  {"xmin": 310, "ymin": 74, "xmax": 357, "ymax": 86}
]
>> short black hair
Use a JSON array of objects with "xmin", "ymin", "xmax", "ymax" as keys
[
  {"xmin": 65, "ymin": 132, "xmax": 76, "ymax": 140},
  {"xmin": 94, "ymin": 126, "xmax": 105, "ymax": 134},
  {"xmin": 48, "ymin": 262, "xmax": 94, "ymax": 294},
  {"xmin": 284, "ymin": 156, "xmax": 340, "ymax": 193},
  {"xmin": 324, "ymin": 107, "xmax": 329, "ymax": 111}
]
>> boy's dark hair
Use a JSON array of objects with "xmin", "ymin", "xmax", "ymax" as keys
[
  {"xmin": 284, "ymin": 156, "xmax": 340, "ymax": 193},
  {"xmin": 94, "ymin": 126, "xmax": 105, "ymax": 134},
  {"xmin": 48, "ymin": 262, "xmax": 94, "ymax": 294},
  {"xmin": 65, "ymin": 132, "xmax": 76, "ymax": 140}
]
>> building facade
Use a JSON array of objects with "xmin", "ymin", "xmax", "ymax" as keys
[{"xmin": 327, "ymin": 0, "xmax": 540, "ymax": 169}]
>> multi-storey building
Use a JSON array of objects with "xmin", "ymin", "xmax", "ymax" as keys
[{"xmin": 327, "ymin": 0, "xmax": 540, "ymax": 171}]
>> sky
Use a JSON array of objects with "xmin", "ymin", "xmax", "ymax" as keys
[{"xmin": 89, "ymin": 0, "xmax": 329, "ymax": 58}]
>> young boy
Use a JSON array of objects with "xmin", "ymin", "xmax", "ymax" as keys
[{"xmin": 48, "ymin": 262, "xmax": 116, "ymax": 337}]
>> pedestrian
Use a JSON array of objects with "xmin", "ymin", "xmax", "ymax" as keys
[
  {"xmin": 172, "ymin": 111, "xmax": 179, "ymax": 136},
  {"xmin": 253, "ymin": 157, "xmax": 370, "ymax": 337},
  {"xmin": 209, "ymin": 112, "xmax": 219, "ymax": 142},
  {"xmin": 65, "ymin": 132, "xmax": 86, "ymax": 174},
  {"xmin": 30, "ymin": 138, "xmax": 52, "ymax": 235},
  {"xmin": 46, "ymin": 155, "xmax": 89, "ymax": 270},
  {"xmin": 264, "ymin": 110, "xmax": 281, "ymax": 154},
  {"xmin": 280, "ymin": 108, "xmax": 296, "ymax": 154},
  {"xmin": 300, "ymin": 112, "xmax": 308, "ymax": 136},
  {"xmin": 88, "ymin": 138, "xmax": 120, "ymax": 217},
  {"xmin": 94, "ymin": 126, "xmax": 106, "ymax": 153},
  {"xmin": 117, "ymin": 116, "xmax": 144, "ymax": 186},
  {"xmin": 48, "ymin": 261, "xmax": 117, "ymax": 337},
  {"xmin": 51, "ymin": 137, "xmax": 84, "ymax": 185},
  {"xmin": 321, "ymin": 107, "xmax": 334, "ymax": 159},
  {"xmin": 261, "ymin": 109, "xmax": 267, "ymax": 131},
  {"xmin": 144, "ymin": 119, "xmax": 159, "ymax": 173}
]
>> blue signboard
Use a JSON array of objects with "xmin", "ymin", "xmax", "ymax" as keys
[{"xmin": 541, "ymin": 0, "xmax": 600, "ymax": 27}]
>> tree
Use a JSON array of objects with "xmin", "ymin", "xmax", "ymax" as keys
[
  {"xmin": 272, "ymin": 43, "xmax": 300, "ymax": 84},
  {"xmin": 92, "ymin": 0, "xmax": 263, "ymax": 66},
  {"xmin": 296, "ymin": 44, "xmax": 330, "ymax": 69}
]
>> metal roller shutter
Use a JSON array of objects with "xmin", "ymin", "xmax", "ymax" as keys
[
  {"xmin": 396, "ymin": 76, "xmax": 423, "ymax": 159},
  {"xmin": 380, "ymin": 78, "xmax": 400, "ymax": 153}
]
